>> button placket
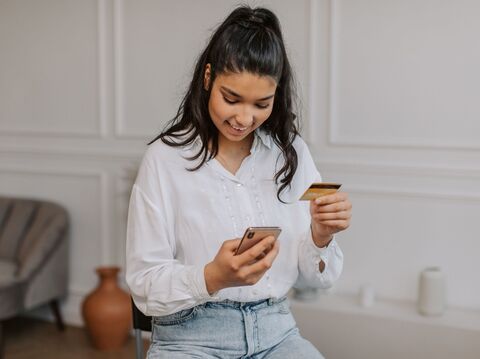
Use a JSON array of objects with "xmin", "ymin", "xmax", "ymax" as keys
[
  {"xmin": 250, "ymin": 160, "xmax": 267, "ymax": 227},
  {"xmin": 219, "ymin": 176, "xmax": 240, "ymax": 238},
  {"xmin": 213, "ymin": 136, "xmax": 268, "ymax": 238}
]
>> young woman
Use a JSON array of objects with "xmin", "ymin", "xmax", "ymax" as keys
[{"xmin": 126, "ymin": 5, "xmax": 352, "ymax": 358}]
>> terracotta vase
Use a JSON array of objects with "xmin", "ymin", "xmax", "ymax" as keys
[{"xmin": 81, "ymin": 266, "xmax": 131, "ymax": 350}]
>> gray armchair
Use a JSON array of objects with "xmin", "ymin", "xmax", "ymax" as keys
[{"xmin": 0, "ymin": 196, "xmax": 69, "ymax": 355}]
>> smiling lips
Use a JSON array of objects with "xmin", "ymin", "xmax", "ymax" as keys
[{"xmin": 227, "ymin": 121, "xmax": 248, "ymax": 132}]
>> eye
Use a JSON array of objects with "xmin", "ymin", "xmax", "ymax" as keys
[
  {"xmin": 223, "ymin": 97, "xmax": 238, "ymax": 105},
  {"xmin": 256, "ymin": 103, "xmax": 270, "ymax": 109}
]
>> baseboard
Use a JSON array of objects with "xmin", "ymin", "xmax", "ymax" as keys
[
  {"xmin": 23, "ymin": 291, "xmax": 85, "ymax": 327},
  {"xmin": 22, "ymin": 290, "xmax": 151, "ymax": 341}
]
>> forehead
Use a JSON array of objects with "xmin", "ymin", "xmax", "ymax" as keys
[{"xmin": 214, "ymin": 71, "xmax": 277, "ymax": 98}]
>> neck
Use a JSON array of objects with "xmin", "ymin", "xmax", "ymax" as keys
[{"xmin": 217, "ymin": 133, "xmax": 254, "ymax": 158}]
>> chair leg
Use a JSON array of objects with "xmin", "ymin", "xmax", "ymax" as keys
[
  {"xmin": 49, "ymin": 299, "xmax": 65, "ymax": 331},
  {"xmin": 135, "ymin": 329, "xmax": 144, "ymax": 359}
]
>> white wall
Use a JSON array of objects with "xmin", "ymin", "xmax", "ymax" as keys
[
  {"xmin": 309, "ymin": 0, "xmax": 480, "ymax": 312},
  {"xmin": 1, "ymin": 0, "xmax": 479, "ymax": 331},
  {"xmin": 0, "ymin": 0, "xmax": 310, "ymax": 325}
]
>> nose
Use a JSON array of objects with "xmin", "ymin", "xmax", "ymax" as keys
[{"xmin": 233, "ymin": 107, "xmax": 254, "ymax": 127}]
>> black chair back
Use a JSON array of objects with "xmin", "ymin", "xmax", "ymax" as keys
[{"xmin": 131, "ymin": 298, "xmax": 152, "ymax": 332}]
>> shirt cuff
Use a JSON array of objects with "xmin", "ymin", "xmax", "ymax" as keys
[
  {"xmin": 307, "ymin": 231, "xmax": 338, "ymax": 272},
  {"xmin": 187, "ymin": 265, "xmax": 220, "ymax": 301},
  {"xmin": 308, "ymin": 229, "xmax": 335, "ymax": 255}
]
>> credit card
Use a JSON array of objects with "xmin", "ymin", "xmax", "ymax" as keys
[{"xmin": 299, "ymin": 182, "xmax": 342, "ymax": 201}]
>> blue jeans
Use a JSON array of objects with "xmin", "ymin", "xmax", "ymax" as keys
[{"xmin": 147, "ymin": 297, "xmax": 324, "ymax": 358}]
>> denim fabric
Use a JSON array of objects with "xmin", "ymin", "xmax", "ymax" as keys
[{"xmin": 147, "ymin": 297, "xmax": 324, "ymax": 358}]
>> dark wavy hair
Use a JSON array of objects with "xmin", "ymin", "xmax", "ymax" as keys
[{"xmin": 148, "ymin": 5, "xmax": 300, "ymax": 202}]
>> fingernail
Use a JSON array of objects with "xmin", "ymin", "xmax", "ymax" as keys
[{"xmin": 315, "ymin": 197, "xmax": 322, "ymax": 204}]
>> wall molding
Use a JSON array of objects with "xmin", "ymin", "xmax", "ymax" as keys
[
  {"xmin": 0, "ymin": 143, "xmax": 144, "ymax": 161},
  {"xmin": 0, "ymin": 166, "xmax": 114, "ymax": 288},
  {"xmin": 5, "ymin": 166, "xmax": 133, "ymax": 328},
  {"xmin": 315, "ymin": 160, "xmax": 480, "ymax": 179},
  {"xmin": 113, "ymin": 0, "xmax": 127, "ymax": 138},
  {"xmin": 0, "ymin": 0, "xmax": 107, "ymax": 138},
  {"xmin": 314, "ymin": 159, "xmax": 480, "ymax": 203},
  {"xmin": 319, "ymin": 0, "xmax": 480, "ymax": 151},
  {"xmin": 99, "ymin": 171, "xmax": 113, "ymax": 265},
  {"xmin": 306, "ymin": 0, "xmax": 320, "ymax": 146},
  {"xmin": 0, "ymin": 166, "xmax": 107, "ymax": 182},
  {"xmin": 97, "ymin": 0, "xmax": 109, "ymax": 138},
  {"xmin": 113, "ymin": 0, "xmax": 149, "ymax": 139},
  {"xmin": 316, "ymin": 160, "xmax": 480, "ymax": 202},
  {"xmin": 346, "ymin": 185, "xmax": 480, "ymax": 203}
]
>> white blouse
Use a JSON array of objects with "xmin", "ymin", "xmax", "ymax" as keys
[{"xmin": 126, "ymin": 129, "xmax": 344, "ymax": 316}]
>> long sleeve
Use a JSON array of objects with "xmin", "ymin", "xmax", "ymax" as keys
[
  {"xmin": 125, "ymin": 157, "xmax": 217, "ymax": 317},
  {"xmin": 290, "ymin": 137, "xmax": 344, "ymax": 289},
  {"xmin": 294, "ymin": 229, "xmax": 344, "ymax": 289}
]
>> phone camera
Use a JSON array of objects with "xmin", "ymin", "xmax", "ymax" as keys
[{"xmin": 247, "ymin": 232, "xmax": 254, "ymax": 239}]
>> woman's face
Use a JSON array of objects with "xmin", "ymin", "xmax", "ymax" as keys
[{"xmin": 206, "ymin": 68, "xmax": 277, "ymax": 148}]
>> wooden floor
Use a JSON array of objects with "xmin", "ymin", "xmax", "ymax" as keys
[{"xmin": 3, "ymin": 317, "xmax": 149, "ymax": 359}]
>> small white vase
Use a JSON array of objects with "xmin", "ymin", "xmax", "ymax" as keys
[
  {"xmin": 358, "ymin": 284, "xmax": 375, "ymax": 308},
  {"xmin": 417, "ymin": 267, "xmax": 446, "ymax": 316}
]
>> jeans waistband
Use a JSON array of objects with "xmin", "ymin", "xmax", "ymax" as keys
[{"xmin": 204, "ymin": 296, "xmax": 287, "ymax": 310}]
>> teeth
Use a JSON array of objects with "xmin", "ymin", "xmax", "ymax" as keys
[{"xmin": 228, "ymin": 122, "xmax": 247, "ymax": 131}]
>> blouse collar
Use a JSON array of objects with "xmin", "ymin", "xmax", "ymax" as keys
[{"xmin": 189, "ymin": 127, "xmax": 273, "ymax": 152}]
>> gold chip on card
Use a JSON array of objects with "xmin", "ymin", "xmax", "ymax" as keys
[{"xmin": 299, "ymin": 183, "xmax": 342, "ymax": 201}]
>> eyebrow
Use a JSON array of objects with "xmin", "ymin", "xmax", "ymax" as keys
[{"xmin": 220, "ymin": 86, "xmax": 275, "ymax": 101}]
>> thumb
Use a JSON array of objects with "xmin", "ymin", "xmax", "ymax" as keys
[{"xmin": 222, "ymin": 238, "xmax": 242, "ymax": 250}]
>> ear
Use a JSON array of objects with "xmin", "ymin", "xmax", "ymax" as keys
[{"xmin": 204, "ymin": 63, "xmax": 211, "ymax": 91}]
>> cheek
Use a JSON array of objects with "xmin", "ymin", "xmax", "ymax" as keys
[
  {"xmin": 257, "ymin": 108, "xmax": 274, "ymax": 124},
  {"xmin": 209, "ymin": 97, "xmax": 230, "ymax": 121}
]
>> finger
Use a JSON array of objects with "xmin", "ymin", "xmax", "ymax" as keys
[
  {"xmin": 312, "ymin": 201, "xmax": 352, "ymax": 214},
  {"xmin": 312, "ymin": 210, "xmax": 351, "ymax": 221},
  {"xmin": 237, "ymin": 235, "xmax": 276, "ymax": 265},
  {"xmin": 313, "ymin": 192, "xmax": 349, "ymax": 206},
  {"xmin": 316, "ymin": 219, "xmax": 350, "ymax": 230},
  {"xmin": 255, "ymin": 252, "xmax": 266, "ymax": 260},
  {"xmin": 223, "ymin": 238, "xmax": 242, "ymax": 252},
  {"xmin": 244, "ymin": 239, "xmax": 279, "ymax": 274},
  {"xmin": 253, "ymin": 239, "xmax": 277, "ymax": 261}
]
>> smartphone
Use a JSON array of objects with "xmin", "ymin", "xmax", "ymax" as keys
[{"xmin": 235, "ymin": 226, "xmax": 282, "ymax": 255}]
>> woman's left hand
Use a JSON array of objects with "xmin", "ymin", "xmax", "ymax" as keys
[{"xmin": 309, "ymin": 192, "xmax": 352, "ymax": 248}]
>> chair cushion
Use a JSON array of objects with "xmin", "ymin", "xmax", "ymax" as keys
[{"xmin": 0, "ymin": 259, "xmax": 18, "ymax": 284}]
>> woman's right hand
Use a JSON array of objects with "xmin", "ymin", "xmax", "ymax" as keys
[{"xmin": 204, "ymin": 236, "xmax": 279, "ymax": 295}]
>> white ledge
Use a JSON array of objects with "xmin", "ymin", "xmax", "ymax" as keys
[{"xmin": 289, "ymin": 292, "xmax": 480, "ymax": 332}]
